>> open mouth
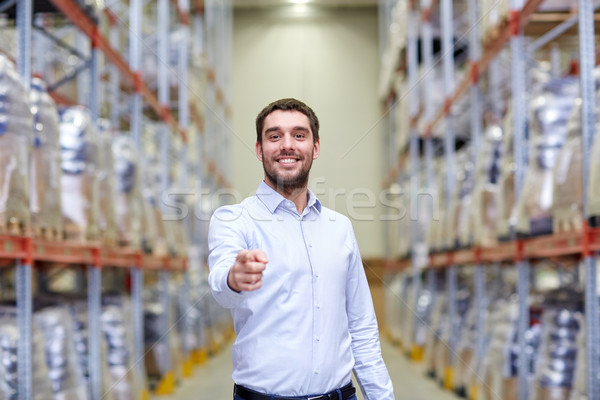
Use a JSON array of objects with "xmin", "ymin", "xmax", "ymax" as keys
[{"xmin": 276, "ymin": 156, "xmax": 301, "ymax": 165}]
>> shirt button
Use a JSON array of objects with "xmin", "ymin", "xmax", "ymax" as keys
[
  {"xmin": 315, "ymin": 336, "xmax": 320, "ymax": 341},
  {"xmin": 314, "ymin": 273, "xmax": 319, "ymax": 278},
  {"xmin": 308, "ymin": 242, "xmax": 313, "ymax": 247},
  {"xmin": 316, "ymin": 304, "xmax": 321, "ymax": 309},
  {"xmin": 314, "ymin": 369, "xmax": 320, "ymax": 374}
]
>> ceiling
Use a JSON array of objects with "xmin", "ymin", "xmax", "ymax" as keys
[{"xmin": 233, "ymin": 0, "xmax": 379, "ymax": 8}]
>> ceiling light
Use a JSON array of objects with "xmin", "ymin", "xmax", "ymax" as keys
[{"xmin": 290, "ymin": 0, "xmax": 310, "ymax": 4}]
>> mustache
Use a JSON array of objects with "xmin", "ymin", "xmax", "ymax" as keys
[{"xmin": 273, "ymin": 152, "xmax": 304, "ymax": 160}]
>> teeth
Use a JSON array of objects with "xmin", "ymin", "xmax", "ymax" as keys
[{"xmin": 279, "ymin": 159, "xmax": 297, "ymax": 164}]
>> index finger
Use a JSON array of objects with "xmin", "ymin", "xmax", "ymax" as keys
[
  {"xmin": 248, "ymin": 249, "xmax": 268, "ymax": 263},
  {"xmin": 236, "ymin": 250, "xmax": 251, "ymax": 262}
]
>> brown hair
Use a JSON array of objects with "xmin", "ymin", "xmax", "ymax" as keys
[{"xmin": 255, "ymin": 98, "xmax": 319, "ymax": 144}]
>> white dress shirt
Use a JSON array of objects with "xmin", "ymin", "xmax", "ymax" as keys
[{"xmin": 208, "ymin": 181, "xmax": 394, "ymax": 399}]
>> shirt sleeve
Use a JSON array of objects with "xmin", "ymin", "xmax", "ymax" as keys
[
  {"xmin": 345, "ymin": 226, "xmax": 395, "ymax": 400},
  {"xmin": 207, "ymin": 206, "xmax": 247, "ymax": 309}
]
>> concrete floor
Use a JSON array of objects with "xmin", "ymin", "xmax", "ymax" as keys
[{"xmin": 151, "ymin": 338, "xmax": 459, "ymax": 400}]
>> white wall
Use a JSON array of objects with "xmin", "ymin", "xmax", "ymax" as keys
[{"xmin": 232, "ymin": 6, "xmax": 385, "ymax": 258}]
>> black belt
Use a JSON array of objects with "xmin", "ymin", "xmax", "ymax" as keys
[{"xmin": 233, "ymin": 382, "xmax": 355, "ymax": 400}]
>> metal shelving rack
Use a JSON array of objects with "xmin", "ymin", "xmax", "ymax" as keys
[
  {"xmin": 3, "ymin": 0, "xmax": 233, "ymax": 399},
  {"xmin": 380, "ymin": 0, "xmax": 598, "ymax": 399}
]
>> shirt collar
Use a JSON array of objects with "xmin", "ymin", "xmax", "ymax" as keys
[{"xmin": 256, "ymin": 181, "xmax": 322, "ymax": 215}]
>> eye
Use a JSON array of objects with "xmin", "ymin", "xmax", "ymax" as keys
[{"xmin": 295, "ymin": 133, "xmax": 305, "ymax": 139}]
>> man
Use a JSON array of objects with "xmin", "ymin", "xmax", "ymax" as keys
[{"xmin": 208, "ymin": 98, "xmax": 395, "ymax": 400}]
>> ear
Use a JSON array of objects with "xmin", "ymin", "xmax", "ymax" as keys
[
  {"xmin": 255, "ymin": 141, "xmax": 263, "ymax": 162},
  {"xmin": 313, "ymin": 139, "xmax": 320, "ymax": 160}
]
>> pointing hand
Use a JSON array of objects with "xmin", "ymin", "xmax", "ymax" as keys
[{"xmin": 228, "ymin": 249, "xmax": 268, "ymax": 292}]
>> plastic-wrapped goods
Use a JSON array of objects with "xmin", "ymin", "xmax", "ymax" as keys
[
  {"xmin": 497, "ymin": 66, "xmax": 552, "ymax": 239},
  {"xmin": 0, "ymin": 307, "xmax": 53, "ymax": 400},
  {"xmin": 479, "ymin": 0, "xmax": 509, "ymax": 42},
  {"xmin": 96, "ymin": 120, "xmax": 117, "ymax": 247},
  {"xmin": 455, "ymin": 293, "xmax": 490, "ymax": 394},
  {"xmin": 163, "ymin": 203, "xmax": 189, "ymax": 257},
  {"xmin": 112, "ymin": 135, "xmax": 143, "ymax": 249},
  {"xmin": 144, "ymin": 282, "xmax": 185, "ymax": 383},
  {"xmin": 398, "ymin": 273, "xmax": 414, "ymax": 350},
  {"xmin": 568, "ymin": 313, "xmax": 599, "ymax": 400},
  {"xmin": 428, "ymin": 159, "xmax": 447, "ymax": 251},
  {"xmin": 416, "ymin": 63, "xmax": 471, "ymax": 139},
  {"xmin": 533, "ymin": 291, "xmax": 582, "ymax": 400},
  {"xmin": 397, "ymin": 177, "xmax": 411, "ymax": 258},
  {"xmin": 471, "ymin": 121, "xmax": 504, "ymax": 247},
  {"xmin": 424, "ymin": 290, "xmax": 444, "ymax": 378},
  {"xmin": 68, "ymin": 301, "xmax": 114, "ymax": 398},
  {"xmin": 459, "ymin": 285, "xmax": 506, "ymax": 396},
  {"xmin": 496, "ymin": 105, "xmax": 518, "ymax": 240},
  {"xmin": 398, "ymin": 276, "xmax": 434, "ymax": 353},
  {"xmin": 384, "ymin": 273, "xmax": 404, "ymax": 343},
  {"xmin": 101, "ymin": 298, "xmax": 139, "ymax": 400},
  {"xmin": 432, "ymin": 298, "xmax": 450, "ymax": 383},
  {"xmin": 142, "ymin": 30, "xmax": 184, "ymax": 91},
  {"xmin": 452, "ymin": 147, "xmax": 476, "ymax": 248},
  {"xmin": 29, "ymin": 78, "xmax": 62, "ymax": 239},
  {"xmin": 139, "ymin": 155, "xmax": 167, "ymax": 256},
  {"xmin": 59, "ymin": 106, "xmax": 100, "ymax": 242},
  {"xmin": 144, "ymin": 300, "xmax": 176, "ymax": 382},
  {"xmin": 414, "ymin": 287, "xmax": 434, "ymax": 351},
  {"xmin": 0, "ymin": 55, "xmax": 33, "ymax": 235},
  {"xmin": 584, "ymin": 71, "xmax": 600, "ymax": 225},
  {"xmin": 175, "ymin": 283, "xmax": 203, "ymax": 355},
  {"xmin": 35, "ymin": 307, "xmax": 88, "ymax": 400},
  {"xmin": 480, "ymin": 297, "xmax": 542, "ymax": 400},
  {"xmin": 69, "ymin": 301, "xmax": 90, "ymax": 384},
  {"xmin": 515, "ymin": 76, "xmax": 579, "ymax": 237}
]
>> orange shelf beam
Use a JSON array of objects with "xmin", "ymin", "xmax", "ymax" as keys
[
  {"xmin": 0, "ymin": 236, "xmax": 186, "ymax": 271},
  {"xmin": 385, "ymin": 227, "xmax": 600, "ymax": 271}
]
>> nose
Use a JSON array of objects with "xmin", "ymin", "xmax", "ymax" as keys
[{"xmin": 280, "ymin": 134, "xmax": 295, "ymax": 151}]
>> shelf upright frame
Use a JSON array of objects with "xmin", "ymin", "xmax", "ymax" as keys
[
  {"xmin": 128, "ymin": 0, "xmax": 149, "ymax": 393},
  {"xmin": 440, "ymin": 0, "xmax": 458, "ymax": 385},
  {"xmin": 178, "ymin": 0, "xmax": 193, "ymax": 366},
  {"xmin": 578, "ymin": 0, "xmax": 599, "ymax": 397},
  {"xmin": 16, "ymin": 0, "xmax": 33, "ymax": 398},
  {"xmin": 157, "ymin": 0, "xmax": 174, "ymax": 384},
  {"xmin": 76, "ymin": 29, "xmax": 90, "ymax": 106},
  {"xmin": 466, "ymin": 0, "xmax": 486, "ymax": 391},
  {"xmin": 406, "ymin": 0, "xmax": 422, "ymax": 354},
  {"xmin": 16, "ymin": 254, "xmax": 32, "ymax": 400},
  {"xmin": 130, "ymin": 0, "xmax": 143, "ymax": 148},
  {"xmin": 192, "ymin": 8, "xmax": 207, "ymax": 268},
  {"xmin": 108, "ymin": 14, "xmax": 120, "ymax": 129},
  {"xmin": 509, "ymin": 0, "xmax": 530, "ymax": 397},
  {"xmin": 420, "ymin": 0, "xmax": 436, "ymax": 350},
  {"xmin": 204, "ymin": 0, "xmax": 217, "ymax": 193},
  {"xmin": 385, "ymin": 95, "xmax": 396, "ymax": 261},
  {"xmin": 87, "ymin": 29, "xmax": 103, "ymax": 400}
]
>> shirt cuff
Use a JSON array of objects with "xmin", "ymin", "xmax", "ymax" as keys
[{"xmin": 209, "ymin": 265, "xmax": 245, "ymax": 308}]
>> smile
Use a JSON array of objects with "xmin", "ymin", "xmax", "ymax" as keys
[{"xmin": 277, "ymin": 158, "xmax": 299, "ymax": 164}]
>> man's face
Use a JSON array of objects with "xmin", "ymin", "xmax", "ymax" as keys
[{"xmin": 256, "ymin": 110, "xmax": 320, "ymax": 192}]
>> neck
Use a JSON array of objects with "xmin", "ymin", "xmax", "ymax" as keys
[{"xmin": 264, "ymin": 179, "xmax": 309, "ymax": 213}]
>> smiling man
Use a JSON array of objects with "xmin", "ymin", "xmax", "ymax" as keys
[{"xmin": 208, "ymin": 98, "xmax": 394, "ymax": 400}]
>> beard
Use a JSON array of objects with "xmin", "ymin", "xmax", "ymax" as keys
[{"xmin": 262, "ymin": 151, "xmax": 313, "ymax": 194}]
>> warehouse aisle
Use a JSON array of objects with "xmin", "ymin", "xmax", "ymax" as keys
[{"xmin": 151, "ymin": 338, "xmax": 459, "ymax": 400}]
